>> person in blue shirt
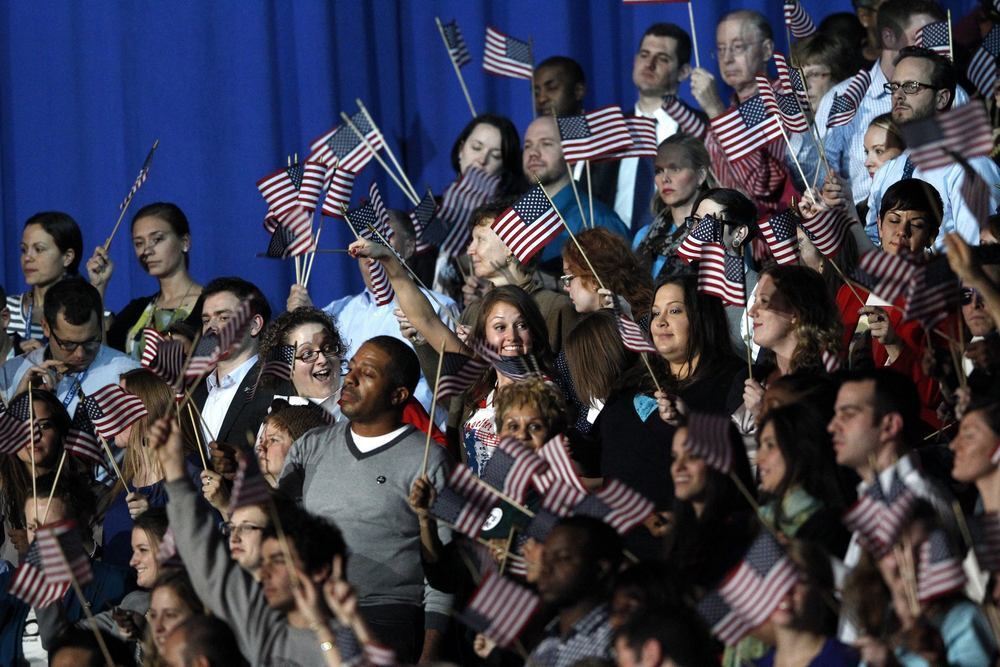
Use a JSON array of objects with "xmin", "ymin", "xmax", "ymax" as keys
[{"xmin": 521, "ymin": 115, "xmax": 630, "ymax": 275}]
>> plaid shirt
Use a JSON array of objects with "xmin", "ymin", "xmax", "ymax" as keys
[{"xmin": 528, "ymin": 604, "xmax": 613, "ymax": 667}]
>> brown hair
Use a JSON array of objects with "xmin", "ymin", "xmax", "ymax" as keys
[
  {"xmin": 562, "ymin": 228, "xmax": 653, "ymax": 315},
  {"xmin": 761, "ymin": 265, "xmax": 841, "ymax": 373},
  {"xmin": 107, "ymin": 369, "xmax": 174, "ymax": 502},
  {"xmin": 565, "ymin": 310, "xmax": 632, "ymax": 406},
  {"xmin": 263, "ymin": 404, "xmax": 330, "ymax": 442},
  {"xmin": 493, "ymin": 379, "xmax": 568, "ymax": 439}
]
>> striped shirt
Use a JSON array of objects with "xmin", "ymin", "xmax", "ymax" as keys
[{"xmin": 5, "ymin": 293, "xmax": 45, "ymax": 343}]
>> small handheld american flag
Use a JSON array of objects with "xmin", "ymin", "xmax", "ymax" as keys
[
  {"xmin": 967, "ymin": 25, "xmax": 1000, "ymax": 98},
  {"xmin": 710, "ymin": 95, "xmax": 784, "ymax": 162},
  {"xmin": 914, "ymin": 19, "xmax": 952, "ymax": 59},
  {"xmin": 480, "ymin": 437, "xmax": 548, "ymax": 504},
  {"xmin": 119, "ymin": 140, "xmax": 159, "ymax": 212},
  {"xmin": 80, "ymin": 384, "xmax": 149, "ymax": 440},
  {"xmin": 430, "ymin": 465, "xmax": 497, "ymax": 538},
  {"xmin": 457, "ymin": 572, "xmax": 540, "ymax": 647},
  {"xmin": 917, "ymin": 529, "xmax": 966, "ymax": 602},
  {"xmin": 556, "ymin": 106, "xmax": 633, "ymax": 163},
  {"xmin": 784, "ymin": 0, "xmax": 816, "ymax": 39},
  {"xmin": 229, "ymin": 450, "xmax": 272, "ymax": 511},
  {"xmin": 483, "ymin": 27, "xmax": 533, "ymax": 80},
  {"xmin": 901, "ymin": 102, "xmax": 994, "ymax": 172},
  {"xmin": 308, "ymin": 111, "xmax": 385, "ymax": 173},
  {"xmin": 684, "ymin": 412, "xmax": 734, "ymax": 474},
  {"xmin": 826, "ymin": 69, "xmax": 871, "ymax": 128},
  {"xmin": 441, "ymin": 19, "xmax": 471, "ymax": 68},
  {"xmin": 491, "ymin": 185, "xmax": 565, "ymax": 263},
  {"xmin": 758, "ymin": 209, "xmax": 800, "ymax": 265}
]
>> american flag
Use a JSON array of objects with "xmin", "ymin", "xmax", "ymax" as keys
[
  {"xmin": 661, "ymin": 95, "xmax": 708, "ymax": 139},
  {"xmin": 917, "ymin": 529, "xmax": 966, "ymax": 602},
  {"xmin": 344, "ymin": 199, "xmax": 396, "ymax": 306},
  {"xmin": 321, "ymin": 169, "xmax": 357, "ymax": 220},
  {"xmin": 457, "ymin": 572, "xmax": 540, "ymax": 647},
  {"xmin": 0, "ymin": 394, "xmax": 38, "ymax": 455},
  {"xmin": 367, "ymin": 182, "xmax": 394, "ymax": 241},
  {"xmin": 758, "ymin": 209, "xmax": 800, "ymax": 264},
  {"xmin": 140, "ymin": 328, "xmax": 164, "ymax": 368},
  {"xmin": 184, "ymin": 331, "xmax": 221, "ymax": 381},
  {"xmin": 436, "ymin": 351, "xmax": 490, "ymax": 402},
  {"xmin": 435, "ymin": 168, "xmax": 501, "ymax": 258},
  {"xmin": 308, "ymin": 111, "xmax": 385, "ymax": 173},
  {"xmin": 969, "ymin": 513, "xmax": 1000, "ymax": 573},
  {"xmin": 697, "ymin": 589, "xmax": 753, "ymax": 645},
  {"xmin": 430, "ymin": 464, "xmax": 498, "ymax": 538},
  {"xmin": 480, "ymin": 437, "xmax": 548, "ymax": 504},
  {"xmin": 698, "ymin": 246, "xmax": 746, "ymax": 306},
  {"xmin": 261, "ymin": 344, "xmax": 296, "ymax": 383},
  {"xmin": 533, "ymin": 433, "xmax": 587, "ymax": 495},
  {"xmin": 572, "ymin": 479, "xmax": 654, "ymax": 534},
  {"xmin": 469, "ymin": 339, "xmax": 544, "ymax": 383},
  {"xmin": 257, "ymin": 163, "xmax": 309, "ymax": 218},
  {"xmin": 441, "ymin": 19, "xmax": 471, "ymax": 68},
  {"xmin": 146, "ymin": 338, "xmax": 185, "ymax": 389},
  {"xmin": 773, "ymin": 53, "xmax": 810, "ymax": 110},
  {"xmin": 594, "ymin": 116, "xmax": 658, "ymax": 161},
  {"xmin": 822, "ymin": 349, "xmax": 841, "ymax": 373},
  {"xmin": 217, "ymin": 300, "xmax": 254, "ymax": 362},
  {"xmin": 264, "ymin": 225, "xmax": 299, "ymax": 259},
  {"xmin": 556, "ymin": 106, "xmax": 633, "ymax": 162},
  {"xmin": 903, "ymin": 254, "xmax": 960, "ymax": 330},
  {"xmin": 716, "ymin": 531, "xmax": 800, "ymax": 630},
  {"xmin": 366, "ymin": 262, "xmax": 396, "ymax": 307},
  {"xmin": 264, "ymin": 206, "xmax": 313, "ymax": 257},
  {"xmin": 784, "ymin": 0, "xmax": 816, "ymax": 39},
  {"xmin": 65, "ymin": 402, "xmax": 105, "ymax": 466},
  {"xmin": 483, "ymin": 27, "xmax": 533, "ymax": 80},
  {"xmin": 677, "ymin": 214, "xmax": 724, "ymax": 264},
  {"xmin": 490, "ymin": 185, "xmax": 563, "ymax": 263},
  {"xmin": 843, "ymin": 473, "xmax": 917, "ymax": 557},
  {"xmin": 410, "ymin": 188, "xmax": 439, "ymax": 254},
  {"xmin": 857, "ymin": 250, "xmax": 918, "ymax": 304},
  {"xmin": 523, "ymin": 507, "xmax": 563, "ymax": 542},
  {"xmin": 902, "ymin": 102, "xmax": 994, "ymax": 171},
  {"xmin": 119, "ymin": 140, "xmax": 158, "ymax": 211},
  {"xmin": 826, "ymin": 69, "xmax": 872, "ymax": 128},
  {"xmin": 229, "ymin": 450, "xmax": 272, "ymax": 511},
  {"xmin": 959, "ymin": 162, "xmax": 992, "ymax": 230},
  {"xmin": 81, "ymin": 384, "xmax": 149, "ymax": 440},
  {"xmin": 684, "ymin": 412, "xmax": 734, "ymax": 474},
  {"xmin": 915, "ymin": 20, "xmax": 952, "ymax": 59},
  {"xmin": 9, "ymin": 540, "xmax": 70, "ymax": 608},
  {"xmin": 616, "ymin": 312, "xmax": 657, "ymax": 353},
  {"xmin": 36, "ymin": 520, "xmax": 93, "ymax": 586},
  {"xmin": 967, "ymin": 25, "xmax": 1000, "ymax": 98},
  {"xmin": 756, "ymin": 77, "xmax": 809, "ymax": 134},
  {"xmin": 799, "ymin": 206, "xmax": 852, "ymax": 258},
  {"xmin": 710, "ymin": 95, "xmax": 783, "ymax": 161}
]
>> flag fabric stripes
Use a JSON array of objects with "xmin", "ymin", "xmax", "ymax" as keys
[
  {"xmin": 915, "ymin": 20, "xmax": 952, "ymax": 59},
  {"xmin": 594, "ymin": 116, "xmax": 658, "ymax": 161},
  {"xmin": 457, "ymin": 573, "xmax": 540, "ymax": 647},
  {"xmin": 480, "ymin": 437, "xmax": 548, "ymax": 504},
  {"xmin": 756, "ymin": 77, "xmax": 809, "ymax": 134},
  {"xmin": 216, "ymin": 300, "xmax": 254, "ymax": 362},
  {"xmin": 842, "ymin": 473, "xmax": 917, "ymax": 557},
  {"xmin": 65, "ymin": 402, "xmax": 104, "ymax": 466},
  {"xmin": 827, "ymin": 69, "xmax": 872, "ymax": 128},
  {"xmin": 229, "ymin": 451, "xmax": 272, "ymax": 511},
  {"xmin": 436, "ymin": 351, "xmax": 490, "ymax": 402},
  {"xmin": 822, "ymin": 349, "xmax": 841, "ymax": 373},
  {"xmin": 309, "ymin": 111, "xmax": 386, "ymax": 173},
  {"xmin": 146, "ymin": 338, "xmax": 185, "ymax": 389},
  {"xmin": 572, "ymin": 479, "xmax": 654, "ymax": 534},
  {"xmin": 684, "ymin": 412, "xmax": 734, "ymax": 474},
  {"xmin": 677, "ymin": 215, "xmax": 724, "ymax": 264},
  {"xmin": 758, "ymin": 209, "xmax": 800, "ymax": 264},
  {"xmin": 261, "ymin": 344, "xmax": 296, "ymax": 383},
  {"xmin": 710, "ymin": 95, "xmax": 783, "ymax": 161},
  {"xmin": 969, "ymin": 513, "xmax": 1000, "ymax": 573},
  {"xmin": 410, "ymin": 189, "xmax": 439, "ymax": 253},
  {"xmin": 902, "ymin": 102, "xmax": 994, "ymax": 171},
  {"xmin": 799, "ymin": 206, "xmax": 852, "ymax": 259},
  {"xmin": 616, "ymin": 312, "xmax": 657, "ymax": 353},
  {"xmin": 264, "ymin": 224, "xmax": 298, "ymax": 259},
  {"xmin": 436, "ymin": 168, "xmax": 501, "ymax": 258},
  {"xmin": 533, "ymin": 434, "xmax": 587, "ymax": 495},
  {"xmin": 257, "ymin": 164, "xmax": 307, "ymax": 218},
  {"xmin": 697, "ymin": 589, "xmax": 753, "ymax": 645},
  {"xmin": 361, "ymin": 643, "xmax": 399, "ymax": 667},
  {"xmin": 967, "ymin": 25, "xmax": 1000, "ymax": 98},
  {"xmin": 343, "ymin": 199, "xmax": 396, "ymax": 306},
  {"xmin": 960, "ymin": 162, "xmax": 992, "ymax": 230},
  {"xmin": 917, "ymin": 529, "xmax": 966, "ymax": 602},
  {"xmin": 37, "ymin": 520, "xmax": 93, "ymax": 586},
  {"xmin": 0, "ymin": 394, "xmax": 37, "ymax": 455},
  {"xmin": 441, "ymin": 19, "xmax": 471, "ymax": 68},
  {"xmin": 81, "ymin": 384, "xmax": 149, "ymax": 440},
  {"xmin": 321, "ymin": 169, "xmax": 357, "ymax": 219},
  {"xmin": 491, "ymin": 185, "xmax": 564, "ymax": 263},
  {"xmin": 119, "ymin": 142, "xmax": 158, "ymax": 211},
  {"xmin": 556, "ymin": 106, "xmax": 633, "ymax": 162},
  {"xmin": 774, "ymin": 53, "xmax": 810, "ymax": 110},
  {"xmin": 298, "ymin": 160, "xmax": 327, "ymax": 213},
  {"xmin": 903, "ymin": 255, "xmax": 960, "ymax": 330},
  {"xmin": 857, "ymin": 251, "xmax": 918, "ymax": 304},
  {"xmin": 661, "ymin": 95, "xmax": 708, "ymax": 139},
  {"xmin": 140, "ymin": 328, "xmax": 164, "ymax": 368},
  {"xmin": 430, "ymin": 465, "xmax": 498, "ymax": 538},
  {"xmin": 184, "ymin": 332, "xmax": 221, "ymax": 381},
  {"xmin": 9, "ymin": 541, "xmax": 70, "ymax": 608},
  {"xmin": 784, "ymin": 0, "xmax": 817, "ymax": 39},
  {"xmin": 716, "ymin": 531, "xmax": 800, "ymax": 630},
  {"xmin": 483, "ymin": 27, "xmax": 533, "ymax": 80},
  {"xmin": 367, "ymin": 261, "xmax": 396, "ymax": 307},
  {"xmin": 698, "ymin": 246, "xmax": 746, "ymax": 306}
]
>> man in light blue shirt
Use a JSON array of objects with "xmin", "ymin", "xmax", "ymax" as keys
[
  {"xmin": 864, "ymin": 47, "xmax": 998, "ymax": 248},
  {"xmin": 0, "ymin": 278, "xmax": 139, "ymax": 413}
]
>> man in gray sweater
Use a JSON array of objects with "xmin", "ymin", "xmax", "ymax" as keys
[{"xmin": 279, "ymin": 335, "xmax": 454, "ymax": 663}]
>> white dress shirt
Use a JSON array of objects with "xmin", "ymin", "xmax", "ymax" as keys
[
  {"xmin": 612, "ymin": 103, "xmax": 679, "ymax": 228},
  {"xmin": 201, "ymin": 354, "xmax": 258, "ymax": 444}
]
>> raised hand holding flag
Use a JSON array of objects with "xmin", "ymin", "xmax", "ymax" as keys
[{"xmin": 104, "ymin": 139, "xmax": 160, "ymax": 250}]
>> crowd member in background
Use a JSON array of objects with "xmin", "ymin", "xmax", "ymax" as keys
[
  {"xmin": 160, "ymin": 615, "xmax": 249, "ymax": 667},
  {"xmin": 614, "ymin": 610, "xmax": 717, "ymax": 667},
  {"xmin": 86, "ymin": 202, "xmax": 203, "ymax": 358},
  {"xmin": 533, "ymin": 56, "xmax": 585, "ymax": 118},
  {"xmin": 950, "ymin": 401, "xmax": 1000, "ymax": 513},
  {"xmin": 255, "ymin": 404, "xmax": 330, "ymax": 487},
  {"xmin": 8, "ymin": 212, "xmax": 84, "ymax": 352},
  {"xmin": 145, "ymin": 569, "xmax": 205, "ymax": 665},
  {"xmin": 561, "ymin": 227, "xmax": 652, "ymax": 317}
]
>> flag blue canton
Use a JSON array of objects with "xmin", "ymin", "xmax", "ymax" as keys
[
  {"xmin": 480, "ymin": 449, "xmax": 515, "ymax": 490},
  {"xmin": 346, "ymin": 203, "xmax": 384, "ymax": 243},
  {"xmin": 738, "ymin": 96, "xmax": 768, "ymax": 126},
  {"xmin": 6, "ymin": 393, "xmax": 31, "ymax": 422},
  {"xmin": 412, "ymin": 192, "xmax": 436, "ymax": 226},
  {"xmin": 512, "ymin": 188, "xmax": 552, "ymax": 223},
  {"xmin": 777, "ymin": 94, "xmax": 801, "ymax": 118},
  {"xmin": 919, "ymin": 22, "xmax": 950, "ymax": 49},
  {"xmin": 690, "ymin": 216, "xmax": 724, "ymax": 243},
  {"xmin": 326, "ymin": 112, "xmax": 372, "ymax": 159},
  {"xmin": 505, "ymin": 35, "xmax": 531, "ymax": 63},
  {"xmin": 744, "ymin": 531, "xmax": 786, "ymax": 576},
  {"xmin": 266, "ymin": 226, "xmax": 296, "ymax": 258},
  {"xmin": 573, "ymin": 495, "xmax": 611, "ymax": 521},
  {"xmin": 557, "ymin": 115, "xmax": 591, "ymax": 141},
  {"xmin": 285, "ymin": 164, "xmax": 304, "ymax": 190},
  {"xmin": 724, "ymin": 254, "xmax": 745, "ymax": 283},
  {"xmin": 829, "ymin": 93, "xmax": 854, "ymax": 116},
  {"xmin": 769, "ymin": 210, "xmax": 798, "ymax": 241}
]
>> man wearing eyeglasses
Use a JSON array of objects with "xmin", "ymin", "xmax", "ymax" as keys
[
  {"xmin": 863, "ymin": 46, "xmax": 1000, "ymax": 249},
  {"xmin": 0, "ymin": 277, "xmax": 138, "ymax": 413}
]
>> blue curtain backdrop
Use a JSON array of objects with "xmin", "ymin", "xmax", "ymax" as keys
[{"xmin": 0, "ymin": 0, "xmax": 980, "ymax": 314}]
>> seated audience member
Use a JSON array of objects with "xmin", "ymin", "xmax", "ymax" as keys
[
  {"xmin": 0, "ymin": 277, "xmax": 140, "ymax": 412},
  {"xmin": 862, "ymin": 114, "xmax": 905, "ymax": 182},
  {"xmin": 8, "ymin": 212, "xmax": 84, "ymax": 352},
  {"xmin": 278, "ymin": 336, "xmax": 453, "ymax": 662},
  {"xmin": 614, "ymin": 610, "xmax": 717, "ymax": 667},
  {"xmin": 86, "ymin": 202, "xmax": 203, "ymax": 358},
  {"xmin": 146, "ymin": 568, "xmax": 204, "ymax": 664},
  {"xmin": 608, "ymin": 562, "xmax": 677, "ymax": 630},
  {"xmin": 160, "ymin": 615, "xmax": 250, "ymax": 667}
]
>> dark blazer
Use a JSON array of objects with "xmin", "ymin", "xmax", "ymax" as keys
[{"xmin": 192, "ymin": 360, "xmax": 275, "ymax": 449}]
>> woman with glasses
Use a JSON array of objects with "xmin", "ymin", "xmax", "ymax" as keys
[
  {"xmin": 86, "ymin": 202, "xmax": 203, "ymax": 359},
  {"xmin": 8, "ymin": 212, "xmax": 84, "ymax": 353}
]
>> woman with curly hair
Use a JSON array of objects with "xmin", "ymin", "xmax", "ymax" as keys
[{"xmin": 560, "ymin": 227, "xmax": 652, "ymax": 316}]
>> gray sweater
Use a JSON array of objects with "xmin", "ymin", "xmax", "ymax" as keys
[{"xmin": 278, "ymin": 421, "xmax": 454, "ymax": 626}]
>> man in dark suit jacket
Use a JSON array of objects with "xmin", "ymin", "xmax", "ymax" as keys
[{"xmin": 191, "ymin": 277, "xmax": 274, "ymax": 472}]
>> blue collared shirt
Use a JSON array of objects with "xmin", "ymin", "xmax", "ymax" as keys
[{"xmin": 529, "ymin": 603, "xmax": 613, "ymax": 667}]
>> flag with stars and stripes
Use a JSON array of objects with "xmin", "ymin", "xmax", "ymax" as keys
[
  {"xmin": 229, "ymin": 450, "xmax": 272, "ymax": 511},
  {"xmin": 616, "ymin": 311, "xmax": 657, "ymax": 353},
  {"xmin": 144, "ymin": 337, "xmax": 185, "ymax": 389},
  {"xmin": 257, "ymin": 163, "xmax": 309, "ymax": 218},
  {"xmin": 139, "ymin": 328, "xmax": 164, "ymax": 368},
  {"xmin": 697, "ymin": 589, "xmax": 753, "ymax": 646},
  {"xmin": 799, "ymin": 206, "xmax": 852, "ymax": 259},
  {"xmin": 467, "ymin": 339, "xmax": 545, "ymax": 383},
  {"xmin": 217, "ymin": 300, "xmax": 254, "ymax": 362},
  {"xmin": 264, "ymin": 224, "xmax": 299, "ymax": 259},
  {"xmin": 367, "ymin": 182, "xmax": 394, "ymax": 242},
  {"xmin": 969, "ymin": 513, "xmax": 1000, "ymax": 573},
  {"xmin": 491, "ymin": 185, "xmax": 563, "ymax": 263},
  {"xmin": 344, "ymin": 199, "xmax": 396, "ymax": 306},
  {"xmin": 184, "ymin": 331, "xmax": 221, "ymax": 381},
  {"xmin": 298, "ymin": 160, "xmax": 327, "ymax": 213},
  {"xmin": 64, "ymin": 402, "xmax": 104, "ymax": 466},
  {"xmin": 480, "ymin": 437, "xmax": 548, "ymax": 504},
  {"xmin": 556, "ymin": 106, "xmax": 633, "ymax": 162},
  {"xmin": 843, "ymin": 473, "xmax": 917, "ymax": 557},
  {"xmin": 756, "ymin": 76, "xmax": 809, "ymax": 134},
  {"xmin": 903, "ymin": 254, "xmax": 960, "ymax": 331},
  {"xmin": 410, "ymin": 188, "xmax": 439, "ymax": 254},
  {"xmin": 263, "ymin": 206, "xmax": 313, "ymax": 257},
  {"xmin": 827, "ymin": 69, "xmax": 872, "ymax": 128},
  {"xmin": 308, "ymin": 111, "xmax": 386, "ymax": 173},
  {"xmin": 483, "ymin": 27, "xmax": 533, "ymax": 80},
  {"xmin": 915, "ymin": 20, "xmax": 952, "ymax": 59},
  {"xmin": 430, "ymin": 464, "xmax": 498, "ymax": 538},
  {"xmin": 784, "ymin": 0, "xmax": 816, "ymax": 39},
  {"xmin": 37, "ymin": 520, "xmax": 93, "ymax": 586},
  {"xmin": 594, "ymin": 116, "xmax": 658, "ymax": 161},
  {"xmin": 699, "ymin": 247, "xmax": 746, "ymax": 306},
  {"xmin": 81, "ymin": 384, "xmax": 149, "ymax": 440},
  {"xmin": 533, "ymin": 434, "xmax": 587, "ymax": 495},
  {"xmin": 571, "ymin": 479, "xmax": 654, "ymax": 534},
  {"xmin": 345, "ymin": 199, "xmax": 390, "ymax": 246},
  {"xmin": 436, "ymin": 351, "xmax": 490, "ymax": 402},
  {"xmin": 902, "ymin": 102, "xmax": 994, "ymax": 171},
  {"xmin": 435, "ymin": 168, "xmax": 502, "ymax": 258},
  {"xmin": 119, "ymin": 141, "xmax": 158, "ymax": 211},
  {"xmin": 759, "ymin": 209, "xmax": 800, "ymax": 264},
  {"xmin": 710, "ymin": 95, "xmax": 783, "ymax": 161},
  {"xmin": 457, "ymin": 573, "xmax": 540, "ymax": 647},
  {"xmin": 959, "ymin": 161, "xmax": 992, "ymax": 231},
  {"xmin": 967, "ymin": 25, "xmax": 1000, "ymax": 98},
  {"xmin": 441, "ymin": 19, "xmax": 471, "ymax": 68},
  {"xmin": 321, "ymin": 169, "xmax": 357, "ymax": 220},
  {"xmin": 774, "ymin": 53, "xmax": 810, "ymax": 110},
  {"xmin": 857, "ymin": 250, "xmax": 918, "ymax": 304},
  {"xmin": 261, "ymin": 344, "xmax": 296, "ymax": 383},
  {"xmin": 676, "ymin": 214, "xmax": 724, "ymax": 264},
  {"xmin": 684, "ymin": 412, "xmax": 734, "ymax": 474},
  {"xmin": 716, "ymin": 531, "xmax": 800, "ymax": 631},
  {"xmin": 917, "ymin": 529, "xmax": 966, "ymax": 602},
  {"xmin": 0, "ymin": 393, "xmax": 39, "ymax": 455},
  {"xmin": 9, "ymin": 540, "xmax": 70, "ymax": 608},
  {"xmin": 366, "ymin": 261, "xmax": 395, "ymax": 307},
  {"xmin": 661, "ymin": 95, "xmax": 708, "ymax": 139}
]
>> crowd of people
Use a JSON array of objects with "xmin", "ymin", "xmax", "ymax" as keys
[{"xmin": 2, "ymin": 1, "xmax": 1000, "ymax": 665}]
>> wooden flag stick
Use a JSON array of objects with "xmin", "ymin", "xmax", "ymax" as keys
[
  {"xmin": 422, "ymin": 342, "xmax": 446, "ymax": 477},
  {"xmin": 947, "ymin": 10, "xmax": 953, "ymax": 62},
  {"xmin": 535, "ymin": 179, "xmax": 604, "ymax": 290},
  {"xmin": 551, "ymin": 107, "xmax": 591, "ymax": 229},
  {"xmin": 55, "ymin": 539, "xmax": 116, "ymax": 666},
  {"xmin": 40, "ymin": 451, "xmax": 68, "ymax": 525},
  {"xmin": 340, "ymin": 111, "xmax": 420, "ymax": 206},
  {"xmin": 585, "ymin": 161, "xmax": 595, "ymax": 231},
  {"xmin": 498, "ymin": 524, "xmax": 517, "ymax": 575},
  {"xmin": 687, "ymin": 2, "xmax": 701, "ymax": 69},
  {"xmin": 435, "ymin": 17, "xmax": 477, "ymax": 118},
  {"xmin": 187, "ymin": 403, "xmax": 209, "ymax": 471},
  {"xmin": 355, "ymin": 100, "xmax": 421, "ymax": 203},
  {"xmin": 303, "ymin": 217, "xmax": 328, "ymax": 287},
  {"xmin": 104, "ymin": 139, "xmax": 160, "ymax": 251},
  {"xmin": 28, "ymin": 383, "xmax": 38, "ymax": 522},
  {"xmin": 528, "ymin": 38, "xmax": 536, "ymax": 120}
]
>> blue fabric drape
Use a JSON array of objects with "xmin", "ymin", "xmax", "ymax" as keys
[{"xmin": 0, "ymin": 0, "xmax": 980, "ymax": 313}]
